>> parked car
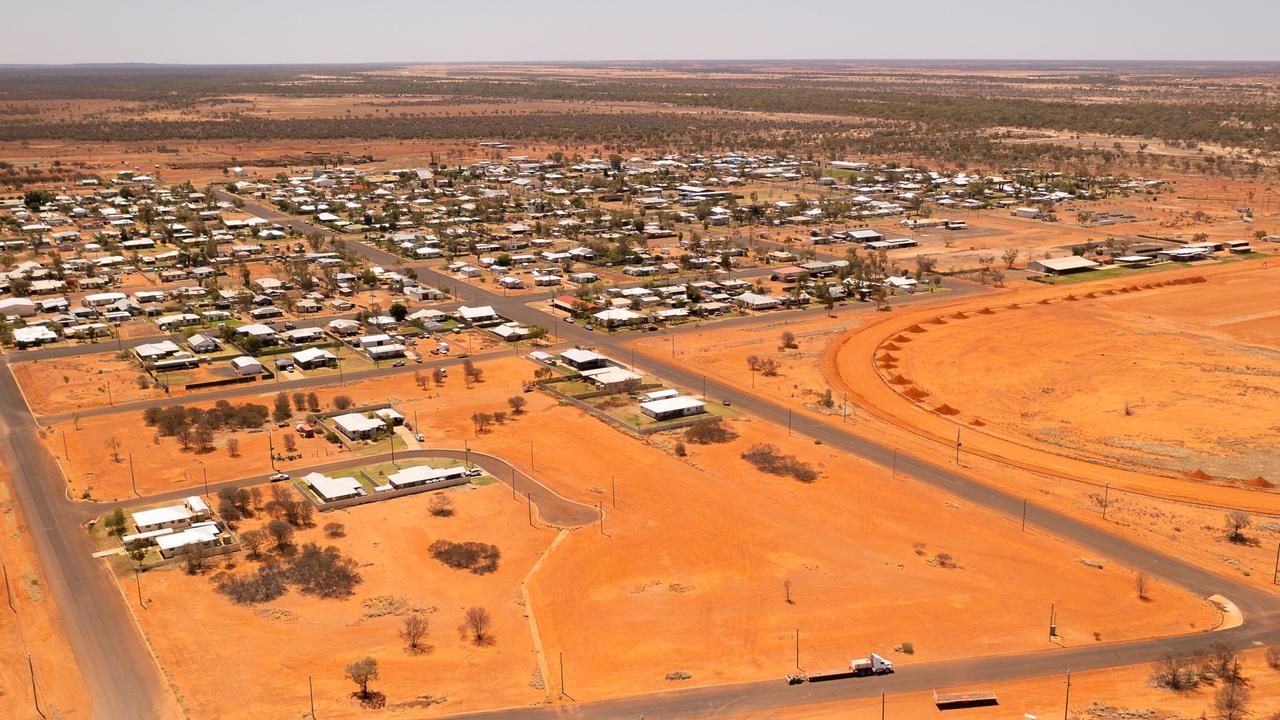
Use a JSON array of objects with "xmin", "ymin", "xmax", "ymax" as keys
[
  {"xmin": 415, "ymin": 433, "xmax": 425, "ymax": 442},
  {"xmin": 564, "ymin": 317, "xmax": 575, "ymax": 323},
  {"xmin": 392, "ymin": 360, "xmax": 406, "ymax": 367},
  {"xmin": 269, "ymin": 472, "xmax": 290, "ymax": 482}
]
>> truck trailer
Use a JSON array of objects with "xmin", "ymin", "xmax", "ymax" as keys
[{"xmin": 787, "ymin": 653, "xmax": 894, "ymax": 684}]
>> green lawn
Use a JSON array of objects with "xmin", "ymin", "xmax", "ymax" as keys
[{"xmin": 1027, "ymin": 258, "xmax": 1246, "ymax": 286}]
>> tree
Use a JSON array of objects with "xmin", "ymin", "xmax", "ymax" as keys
[
  {"xmin": 507, "ymin": 396, "xmax": 527, "ymax": 414},
  {"xmin": 183, "ymin": 543, "xmax": 207, "ymax": 575},
  {"xmin": 429, "ymin": 494, "xmax": 454, "ymax": 517},
  {"xmin": 401, "ymin": 614, "xmax": 429, "ymax": 654},
  {"xmin": 282, "ymin": 433, "xmax": 297, "ymax": 453},
  {"xmin": 432, "ymin": 367, "xmax": 446, "ymax": 386},
  {"xmin": 345, "ymin": 656, "xmax": 379, "ymax": 700},
  {"xmin": 463, "ymin": 360, "xmax": 483, "ymax": 386},
  {"xmin": 240, "ymin": 530, "xmax": 264, "ymax": 559},
  {"xmin": 103, "ymin": 508, "xmax": 127, "ymax": 537},
  {"xmin": 389, "ymin": 303, "xmax": 408, "ymax": 322},
  {"xmin": 463, "ymin": 606, "xmax": 493, "ymax": 644},
  {"xmin": 471, "ymin": 411, "xmax": 493, "ymax": 434},
  {"xmin": 324, "ymin": 522, "xmax": 346, "ymax": 538},
  {"xmin": 291, "ymin": 391, "xmax": 306, "ymax": 411},
  {"xmin": 779, "ymin": 331, "xmax": 797, "ymax": 349},
  {"xmin": 265, "ymin": 519, "xmax": 295, "ymax": 551},
  {"xmin": 306, "ymin": 392, "xmax": 320, "ymax": 412},
  {"xmin": 1135, "ymin": 571, "xmax": 1149, "ymax": 600},
  {"xmin": 105, "ymin": 436, "xmax": 122, "ymax": 463},
  {"xmin": 1215, "ymin": 680, "xmax": 1250, "ymax": 720},
  {"xmin": 758, "ymin": 357, "xmax": 781, "ymax": 376},
  {"xmin": 1225, "ymin": 511, "xmax": 1252, "ymax": 544},
  {"xmin": 333, "ymin": 395, "xmax": 353, "ymax": 410},
  {"xmin": 1001, "ymin": 248, "xmax": 1020, "ymax": 269},
  {"xmin": 226, "ymin": 437, "xmax": 240, "ymax": 457},
  {"xmin": 272, "ymin": 392, "xmax": 292, "ymax": 423}
]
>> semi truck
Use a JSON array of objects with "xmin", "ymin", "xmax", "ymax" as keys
[{"xmin": 787, "ymin": 653, "xmax": 894, "ymax": 684}]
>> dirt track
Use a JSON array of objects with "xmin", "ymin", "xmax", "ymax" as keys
[{"xmin": 821, "ymin": 260, "xmax": 1280, "ymax": 514}]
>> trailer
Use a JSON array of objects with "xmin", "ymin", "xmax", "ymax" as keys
[
  {"xmin": 787, "ymin": 652, "xmax": 894, "ymax": 684},
  {"xmin": 933, "ymin": 688, "xmax": 998, "ymax": 709}
]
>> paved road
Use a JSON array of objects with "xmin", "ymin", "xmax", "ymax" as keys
[
  {"xmin": 0, "ymin": 358, "xmax": 174, "ymax": 720},
  {"xmin": 6, "ymin": 191, "xmax": 1272, "ymax": 719},
  {"xmin": 92, "ymin": 448, "xmax": 599, "ymax": 529}
]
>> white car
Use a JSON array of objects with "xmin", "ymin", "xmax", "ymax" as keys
[
  {"xmin": 415, "ymin": 433, "xmax": 425, "ymax": 442},
  {"xmin": 269, "ymin": 472, "xmax": 290, "ymax": 482}
]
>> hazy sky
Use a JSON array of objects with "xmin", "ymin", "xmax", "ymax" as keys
[{"xmin": 5, "ymin": 0, "xmax": 1279, "ymax": 65}]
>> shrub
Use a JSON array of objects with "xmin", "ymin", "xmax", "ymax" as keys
[
  {"xmin": 740, "ymin": 443, "xmax": 819, "ymax": 483},
  {"xmin": 286, "ymin": 543, "xmax": 361, "ymax": 598},
  {"xmin": 684, "ymin": 418, "xmax": 736, "ymax": 444},
  {"xmin": 429, "ymin": 539, "xmax": 500, "ymax": 574},
  {"xmin": 324, "ymin": 522, "xmax": 346, "ymax": 538}
]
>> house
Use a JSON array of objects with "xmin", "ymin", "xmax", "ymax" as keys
[
  {"xmin": 0, "ymin": 298, "xmax": 37, "ymax": 318},
  {"xmin": 560, "ymin": 348, "xmax": 608, "ymax": 371},
  {"xmin": 1027, "ymin": 256, "xmax": 1101, "ymax": 275},
  {"xmin": 282, "ymin": 327, "xmax": 325, "ymax": 344},
  {"xmin": 303, "ymin": 471, "xmax": 364, "ymax": 502},
  {"xmin": 187, "ymin": 333, "xmax": 221, "ymax": 353},
  {"xmin": 592, "ymin": 308, "xmax": 644, "ymax": 328},
  {"xmin": 236, "ymin": 323, "xmax": 279, "ymax": 344},
  {"xmin": 456, "ymin": 305, "xmax": 499, "ymax": 325},
  {"xmin": 13, "ymin": 325, "xmax": 59, "ymax": 347},
  {"xmin": 639, "ymin": 396, "xmax": 707, "ymax": 421},
  {"xmin": 405, "ymin": 285, "xmax": 444, "ymax": 301},
  {"xmin": 292, "ymin": 346, "xmax": 337, "ymax": 369},
  {"xmin": 328, "ymin": 318, "xmax": 362, "ymax": 336},
  {"xmin": 155, "ymin": 522, "xmax": 225, "ymax": 559},
  {"xmin": 131, "ymin": 496, "xmax": 211, "ymax": 533},
  {"xmin": 770, "ymin": 266, "xmax": 810, "ymax": 283},
  {"xmin": 230, "ymin": 356, "xmax": 264, "ymax": 376},
  {"xmin": 386, "ymin": 464, "xmax": 469, "ymax": 490},
  {"xmin": 368, "ymin": 343, "xmax": 406, "ymax": 360},
  {"xmin": 735, "ymin": 292, "xmax": 780, "ymax": 310},
  {"xmin": 581, "ymin": 366, "xmax": 643, "ymax": 389},
  {"xmin": 1157, "ymin": 247, "xmax": 1211, "ymax": 262},
  {"xmin": 332, "ymin": 412, "xmax": 386, "ymax": 440},
  {"xmin": 133, "ymin": 340, "xmax": 183, "ymax": 362}
]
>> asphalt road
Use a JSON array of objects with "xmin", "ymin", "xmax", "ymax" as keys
[
  {"xmin": 3, "ymin": 192, "xmax": 1273, "ymax": 719},
  {"xmin": 0, "ymin": 357, "xmax": 173, "ymax": 720},
  {"xmin": 92, "ymin": 448, "xmax": 600, "ymax": 529}
]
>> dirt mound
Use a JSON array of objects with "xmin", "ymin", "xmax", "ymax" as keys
[
  {"xmin": 1184, "ymin": 469, "xmax": 1214, "ymax": 482},
  {"xmin": 977, "ymin": 307, "xmax": 995, "ymax": 315},
  {"xmin": 1245, "ymin": 476, "xmax": 1275, "ymax": 489},
  {"xmin": 905, "ymin": 325, "xmax": 927, "ymax": 334},
  {"xmin": 927, "ymin": 317, "xmax": 948, "ymax": 325},
  {"xmin": 882, "ymin": 342, "xmax": 902, "ymax": 351},
  {"xmin": 1065, "ymin": 294, "xmax": 1079, "ymax": 301},
  {"xmin": 969, "ymin": 418, "xmax": 987, "ymax": 426},
  {"xmin": 1104, "ymin": 289, "xmax": 1118, "ymax": 295},
  {"xmin": 887, "ymin": 374, "xmax": 914, "ymax": 385},
  {"xmin": 1006, "ymin": 303, "xmax": 1021, "ymax": 310},
  {"xmin": 1039, "ymin": 299, "xmax": 1052, "ymax": 304},
  {"xmin": 902, "ymin": 386, "xmax": 930, "ymax": 401},
  {"xmin": 1085, "ymin": 293, "xmax": 1098, "ymax": 299},
  {"xmin": 950, "ymin": 312, "xmax": 968, "ymax": 320},
  {"xmin": 1118, "ymin": 287, "xmax": 1132, "ymax": 293},
  {"xmin": 878, "ymin": 353, "xmax": 899, "ymax": 362},
  {"xmin": 890, "ymin": 334, "xmax": 912, "ymax": 343},
  {"xmin": 933, "ymin": 404, "xmax": 961, "ymax": 416},
  {"xmin": 879, "ymin": 361, "xmax": 898, "ymax": 370}
]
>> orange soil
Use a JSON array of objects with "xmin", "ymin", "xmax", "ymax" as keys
[
  {"xmin": 128, "ymin": 482, "xmax": 556, "ymax": 718},
  {"xmin": 0, "ymin": 464, "xmax": 89, "ymax": 718},
  {"xmin": 893, "ymin": 265, "xmax": 1280, "ymax": 481},
  {"xmin": 627, "ymin": 283, "xmax": 1280, "ymax": 596},
  {"xmin": 47, "ymin": 356, "xmax": 545, "ymax": 501},
  {"xmin": 14, "ymin": 351, "xmax": 165, "ymax": 414},
  {"xmin": 755, "ymin": 647, "xmax": 1280, "ymax": 719},
  {"xmin": 466, "ymin": 404, "xmax": 1215, "ymax": 702}
]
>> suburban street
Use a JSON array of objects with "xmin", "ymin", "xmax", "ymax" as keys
[{"xmin": 2, "ymin": 193, "xmax": 1276, "ymax": 719}]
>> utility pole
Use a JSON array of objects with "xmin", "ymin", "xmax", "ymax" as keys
[
  {"xmin": 1273, "ymin": 542, "xmax": 1279, "ymax": 585},
  {"xmin": 611, "ymin": 476, "xmax": 617, "ymax": 509},
  {"xmin": 787, "ymin": 409, "xmax": 792, "ymax": 436},
  {"xmin": 701, "ymin": 374, "xmax": 706, "ymax": 399},
  {"xmin": 954, "ymin": 427, "xmax": 962, "ymax": 464},
  {"xmin": 268, "ymin": 430, "xmax": 278, "ymax": 471},
  {"xmin": 106, "ymin": 379, "xmax": 112, "ymax": 406},
  {"xmin": 529, "ymin": 439, "xmax": 534, "ymax": 470},
  {"xmin": 511, "ymin": 467, "xmax": 516, "ymax": 500},
  {"xmin": 598, "ymin": 503, "xmax": 604, "ymax": 535},
  {"xmin": 27, "ymin": 653, "xmax": 43, "ymax": 719},
  {"xmin": 842, "ymin": 392, "xmax": 847, "ymax": 421},
  {"xmin": 134, "ymin": 569, "xmax": 143, "ymax": 607},
  {"xmin": 62, "ymin": 431, "xmax": 68, "ymax": 460},
  {"xmin": 202, "ymin": 466, "xmax": 209, "ymax": 498},
  {"xmin": 1049, "ymin": 604, "xmax": 1057, "ymax": 639},
  {"xmin": 1062, "ymin": 670, "xmax": 1071, "ymax": 720},
  {"xmin": 559, "ymin": 651, "xmax": 566, "ymax": 698},
  {"xmin": 881, "ymin": 690, "xmax": 886, "ymax": 720},
  {"xmin": 308, "ymin": 675, "xmax": 316, "ymax": 719},
  {"xmin": 527, "ymin": 492, "xmax": 533, "ymax": 527},
  {"xmin": 1102, "ymin": 483, "xmax": 1110, "ymax": 520},
  {"xmin": 1022, "ymin": 499, "xmax": 1028, "ymax": 532},
  {"xmin": 3, "ymin": 560, "xmax": 13, "ymax": 612},
  {"xmin": 129, "ymin": 454, "xmax": 138, "ymax": 497}
]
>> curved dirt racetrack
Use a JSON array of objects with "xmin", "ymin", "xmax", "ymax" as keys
[{"xmin": 821, "ymin": 261, "xmax": 1280, "ymax": 515}]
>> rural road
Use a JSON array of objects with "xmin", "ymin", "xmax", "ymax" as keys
[{"xmin": 1, "ymin": 192, "xmax": 1273, "ymax": 719}]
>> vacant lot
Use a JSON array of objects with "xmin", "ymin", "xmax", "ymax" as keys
[{"xmin": 125, "ymin": 481, "xmax": 555, "ymax": 719}]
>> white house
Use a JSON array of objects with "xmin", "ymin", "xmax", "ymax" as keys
[
  {"xmin": 639, "ymin": 396, "xmax": 707, "ymax": 421},
  {"xmin": 332, "ymin": 412, "xmax": 386, "ymax": 440},
  {"xmin": 303, "ymin": 471, "xmax": 365, "ymax": 502},
  {"xmin": 230, "ymin": 356, "xmax": 264, "ymax": 376}
]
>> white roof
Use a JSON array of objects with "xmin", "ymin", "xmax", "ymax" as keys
[
  {"xmin": 458, "ymin": 305, "xmax": 497, "ymax": 320},
  {"xmin": 386, "ymin": 464, "xmax": 468, "ymax": 489},
  {"xmin": 640, "ymin": 396, "xmax": 706, "ymax": 414},
  {"xmin": 1033, "ymin": 256, "xmax": 1100, "ymax": 271},
  {"xmin": 561, "ymin": 348, "xmax": 606, "ymax": 365},
  {"xmin": 292, "ymin": 346, "xmax": 336, "ymax": 364},
  {"xmin": 132, "ymin": 504, "xmax": 192, "ymax": 528},
  {"xmin": 155, "ymin": 524, "xmax": 221, "ymax": 551},
  {"xmin": 593, "ymin": 308, "xmax": 643, "ymax": 322},
  {"xmin": 581, "ymin": 367, "xmax": 643, "ymax": 385},
  {"xmin": 333, "ymin": 412, "xmax": 385, "ymax": 435},
  {"xmin": 303, "ymin": 472, "xmax": 364, "ymax": 501}
]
